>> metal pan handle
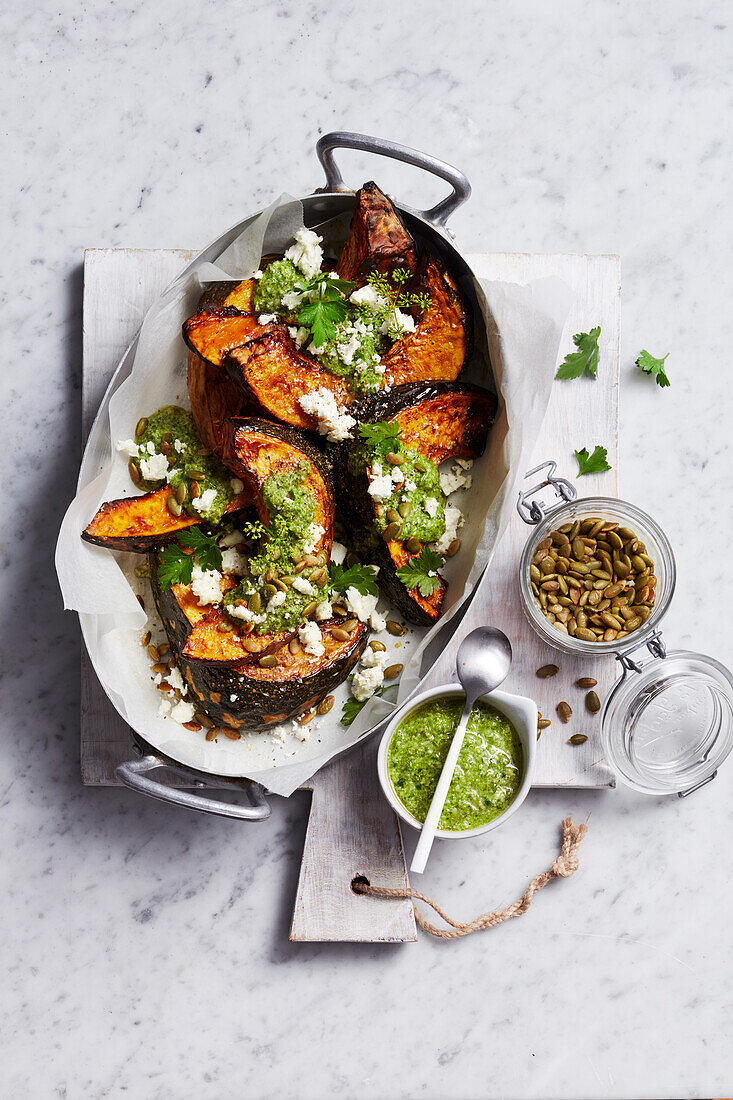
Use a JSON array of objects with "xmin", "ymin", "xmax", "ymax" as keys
[
  {"xmin": 115, "ymin": 755, "xmax": 272, "ymax": 820},
  {"xmin": 315, "ymin": 131, "xmax": 471, "ymax": 227}
]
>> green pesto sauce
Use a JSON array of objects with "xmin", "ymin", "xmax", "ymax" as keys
[
  {"xmin": 349, "ymin": 443, "xmax": 447, "ymax": 543},
  {"xmin": 133, "ymin": 406, "xmax": 233, "ymax": 526},
  {"xmin": 387, "ymin": 698, "xmax": 523, "ymax": 832},
  {"xmin": 253, "ymin": 259, "xmax": 301, "ymax": 314},
  {"xmin": 223, "ymin": 463, "xmax": 328, "ymax": 634}
]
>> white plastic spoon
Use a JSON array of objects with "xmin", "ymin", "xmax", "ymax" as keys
[{"xmin": 410, "ymin": 626, "xmax": 513, "ymax": 874}]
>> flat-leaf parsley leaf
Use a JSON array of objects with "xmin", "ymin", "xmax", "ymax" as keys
[
  {"xmin": 574, "ymin": 445, "xmax": 612, "ymax": 477},
  {"xmin": 329, "ymin": 562, "xmax": 379, "ymax": 597},
  {"xmin": 396, "ymin": 546, "xmax": 443, "ymax": 596},
  {"xmin": 157, "ymin": 529, "xmax": 223, "ymax": 589},
  {"xmin": 556, "ymin": 327, "xmax": 601, "ymax": 380},
  {"xmin": 341, "ymin": 685, "xmax": 391, "ymax": 726},
  {"xmin": 358, "ymin": 420, "xmax": 401, "ymax": 458},
  {"xmin": 636, "ymin": 349, "xmax": 671, "ymax": 388}
]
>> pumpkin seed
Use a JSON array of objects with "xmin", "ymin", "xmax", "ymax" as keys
[
  {"xmin": 332, "ymin": 605, "xmax": 348, "ymax": 617},
  {"xmin": 182, "ymin": 721, "xmax": 203, "ymax": 732},
  {"xmin": 217, "ymin": 621, "xmax": 234, "ymax": 632},
  {"xmin": 160, "ymin": 439, "xmax": 171, "ymax": 457},
  {"xmin": 288, "ymin": 637, "xmax": 302, "ymax": 655},
  {"xmin": 205, "ymin": 728, "xmax": 219, "ymax": 741},
  {"xmin": 332, "ymin": 627, "xmax": 350, "ymax": 642},
  {"xmin": 386, "ymin": 451, "xmax": 405, "ymax": 465},
  {"xmin": 536, "ymin": 664, "xmax": 559, "ymax": 678},
  {"xmin": 147, "ymin": 643, "xmax": 160, "ymax": 661},
  {"xmin": 343, "ymin": 619, "xmax": 359, "ymax": 632},
  {"xmin": 263, "ymin": 583, "xmax": 277, "ymax": 599},
  {"xmin": 369, "ymin": 640, "xmax": 386, "ymax": 652},
  {"xmin": 152, "ymin": 662, "xmax": 168, "ymax": 675},
  {"xmin": 157, "ymin": 682, "xmax": 172, "ymax": 693},
  {"xmin": 141, "ymin": 630, "xmax": 151, "ymax": 648},
  {"xmin": 134, "ymin": 416, "xmax": 148, "ymax": 440},
  {"xmin": 405, "ymin": 536, "xmax": 422, "ymax": 555},
  {"xmin": 398, "ymin": 500, "xmax": 412, "ymax": 518},
  {"xmin": 189, "ymin": 480, "xmax": 201, "ymax": 500},
  {"xmin": 556, "ymin": 701, "xmax": 572, "ymax": 723},
  {"xmin": 195, "ymin": 712, "xmax": 215, "ymax": 728},
  {"xmin": 576, "ymin": 677, "xmax": 597, "ymax": 688},
  {"xmin": 248, "ymin": 592, "xmax": 261, "ymax": 613},
  {"xmin": 568, "ymin": 734, "xmax": 588, "ymax": 745},
  {"xmin": 258, "ymin": 654, "xmax": 278, "ymax": 669},
  {"xmin": 538, "ymin": 718, "xmax": 552, "ymax": 730},
  {"xmin": 317, "ymin": 695, "xmax": 335, "ymax": 715},
  {"xmin": 302, "ymin": 600, "xmax": 319, "ymax": 619},
  {"xmin": 625, "ymin": 615, "xmax": 642, "ymax": 631},
  {"xmin": 530, "ymin": 564, "xmax": 542, "ymax": 584},
  {"xmin": 241, "ymin": 638, "xmax": 261, "ymax": 653},
  {"xmin": 446, "ymin": 538, "xmax": 461, "ymax": 557},
  {"xmin": 576, "ymin": 627, "xmax": 596, "ymax": 642},
  {"xmin": 166, "ymin": 494, "xmax": 182, "ymax": 517},
  {"xmin": 312, "ymin": 567, "xmax": 329, "ymax": 588},
  {"xmin": 386, "ymin": 508, "xmax": 401, "ymax": 525},
  {"xmin": 298, "ymin": 711, "xmax": 314, "ymax": 726},
  {"xmin": 222, "ymin": 727, "xmax": 241, "ymax": 740},
  {"xmin": 384, "ymin": 663, "xmax": 403, "ymax": 680},
  {"xmin": 383, "ymin": 522, "xmax": 402, "ymax": 541},
  {"xmin": 186, "ymin": 467, "xmax": 206, "ymax": 480},
  {"xmin": 274, "ymin": 579, "xmax": 288, "ymax": 592},
  {"xmin": 386, "ymin": 620, "xmax": 406, "ymax": 636},
  {"xmin": 585, "ymin": 690, "xmax": 601, "ymax": 713}
]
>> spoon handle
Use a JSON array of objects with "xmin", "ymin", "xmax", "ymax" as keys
[{"xmin": 410, "ymin": 695, "xmax": 474, "ymax": 875}]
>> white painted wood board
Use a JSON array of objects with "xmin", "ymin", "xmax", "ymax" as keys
[{"xmin": 79, "ymin": 247, "xmax": 619, "ymax": 942}]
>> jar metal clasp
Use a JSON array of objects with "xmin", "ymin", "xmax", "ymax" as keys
[{"xmin": 516, "ymin": 460, "xmax": 577, "ymax": 525}]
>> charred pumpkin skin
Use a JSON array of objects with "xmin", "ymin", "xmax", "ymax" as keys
[
  {"xmin": 182, "ymin": 307, "xmax": 262, "ymax": 368},
  {"xmin": 334, "ymin": 382, "xmax": 495, "ymax": 626},
  {"xmin": 82, "ymin": 486, "xmax": 252, "ymax": 553},
  {"xmin": 337, "ymin": 181, "xmax": 417, "ymax": 283},
  {"xmin": 197, "ymin": 278, "xmax": 256, "ymax": 312},
  {"xmin": 187, "ymin": 349, "xmax": 253, "ymax": 457},
  {"xmin": 379, "ymin": 256, "xmax": 471, "ymax": 387},
  {"xmin": 223, "ymin": 327, "xmax": 354, "ymax": 430}
]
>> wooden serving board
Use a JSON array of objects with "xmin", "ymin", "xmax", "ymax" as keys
[{"xmin": 80, "ymin": 248, "xmax": 619, "ymax": 942}]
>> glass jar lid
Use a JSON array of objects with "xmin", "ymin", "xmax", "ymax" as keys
[{"xmin": 602, "ymin": 648, "xmax": 733, "ymax": 796}]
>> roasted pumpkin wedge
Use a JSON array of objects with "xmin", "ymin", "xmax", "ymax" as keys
[
  {"xmin": 379, "ymin": 256, "xmax": 471, "ymax": 387},
  {"xmin": 335, "ymin": 382, "xmax": 495, "ymax": 626},
  {"xmin": 182, "ymin": 307, "xmax": 262, "ymax": 368},
  {"xmin": 197, "ymin": 278, "xmax": 256, "ymax": 312},
  {"xmin": 82, "ymin": 485, "xmax": 252, "ymax": 553},
  {"xmin": 223, "ymin": 331, "xmax": 353, "ymax": 431},
  {"xmin": 221, "ymin": 416, "xmax": 334, "ymax": 542},
  {"xmin": 337, "ymin": 181, "xmax": 417, "ymax": 283},
  {"xmin": 187, "ymin": 349, "xmax": 252, "ymax": 457}
]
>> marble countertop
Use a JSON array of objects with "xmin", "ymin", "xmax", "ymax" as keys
[{"xmin": 4, "ymin": 1, "xmax": 732, "ymax": 1096}]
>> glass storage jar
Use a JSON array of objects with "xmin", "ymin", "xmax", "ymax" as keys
[{"xmin": 515, "ymin": 461, "xmax": 733, "ymax": 797}]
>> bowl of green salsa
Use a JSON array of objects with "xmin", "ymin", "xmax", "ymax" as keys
[{"xmin": 377, "ymin": 686, "xmax": 537, "ymax": 838}]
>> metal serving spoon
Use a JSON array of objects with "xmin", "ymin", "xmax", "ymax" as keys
[{"xmin": 410, "ymin": 626, "xmax": 514, "ymax": 875}]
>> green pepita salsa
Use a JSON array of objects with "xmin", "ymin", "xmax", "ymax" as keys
[
  {"xmin": 222, "ymin": 463, "xmax": 329, "ymax": 635},
  {"xmin": 387, "ymin": 697, "xmax": 524, "ymax": 832},
  {"xmin": 132, "ymin": 406, "xmax": 233, "ymax": 525}
]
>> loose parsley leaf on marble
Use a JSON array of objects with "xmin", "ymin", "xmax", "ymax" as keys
[
  {"xmin": 574, "ymin": 445, "xmax": 612, "ymax": 477},
  {"xmin": 556, "ymin": 327, "xmax": 601, "ymax": 380},
  {"xmin": 636, "ymin": 349, "xmax": 671, "ymax": 388}
]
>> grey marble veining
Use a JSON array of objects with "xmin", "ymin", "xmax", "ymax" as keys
[{"xmin": 2, "ymin": 0, "xmax": 733, "ymax": 1096}]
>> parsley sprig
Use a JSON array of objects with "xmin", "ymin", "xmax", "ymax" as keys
[
  {"xmin": 396, "ymin": 547, "xmax": 443, "ymax": 596},
  {"xmin": 636, "ymin": 349, "xmax": 671, "ymax": 388},
  {"xmin": 157, "ymin": 528, "xmax": 223, "ymax": 590},
  {"xmin": 329, "ymin": 562, "xmax": 379, "ymax": 598},
  {"xmin": 574, "ymin": 445, "xmax": 612, "ymax": 477},
  {"xmin": 294, "ymin": 273, "xmax": 355, "ymax": 347},
  {"xmin": 358, "ymin": 420, "xmax": 401, "ymax": 459},
  {"xmin": 556, "ymin": 327, "xmax": 601, "ymax": 380},
  {"xmin": 341, "ymin": 685, "xmax": 393, "ymax": 727}
]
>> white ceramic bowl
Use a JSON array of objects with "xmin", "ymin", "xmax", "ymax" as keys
[{"xmin": 377, "ymin": 684, "xmax": 537, "ymax": 840}]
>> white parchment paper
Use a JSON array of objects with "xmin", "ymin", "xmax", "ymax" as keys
[{"xmin": 56, "ymin": 195, "xmax": 571, "ymax": 796}]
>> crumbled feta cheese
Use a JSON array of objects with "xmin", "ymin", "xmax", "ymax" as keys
[
  {"xmin": 220, "ymin": 547, "xmax": 249, "ymax": 576},
  {"xmin": 190, "ymin": 563, "xmax": 222, "ymax": 606},
  {"xmin": 440, "ymin": 462, "xmax": 473, "ymax": 495},
  {"xmin": 370, "ymin": 609, "xmax": 386, "ymax": 632},
  {"xmin": 350, "ymin": 285, "xmax": 387, "ymax": 311},
  {"xmin": 351, "ymin": 664, "xmax": 385, "ymax": 702},
  {"xmin": 284, "ymin": 226, "xmax": 323, "ymax": 278},
  {"xmin": 218, "ymin": 530, "xmax": 243, "ymax": 548},
  {"xmin": 391, "ymin": 466, "xmax": 405, "ymax": 485},
  {"xmin": 158, "ymin": 696, "xmax": 172, "ymax": 718},
  {"xmin": 192, "ymin": 488, "xmax": 217, "ymax": 516},
  {"xmin": 169, "ymin": 699, "xmax": 196, "ymax": 724},
  {"xmin": 330, "ymin": 541, "xmax": 347, "ymax": 565},
  {"xmin": 174, "ymin": 438, "xmax": 186, "ymax": 454},
  {"xmin": 403, "ymin": 479, "xmax": 416, "ymax": 493},
  {"xmin": 288, "ymin": 325, "xmax": 309, "ymax": 347},
  {"xmin": 360, "ymin": 647, "xmax": 386, "ymax": 669},
  {"xmin": 380, "ymin": 308, "xmax": 417, "ymax": 337},
  {"xmin": 345, "ymin": 587, "xmax": 380, "ymax": 623},
  {"xmin": 258, "ymin": 313, "xmax": 278, "ymax": 324},
  {"xmin": 303, "ymin": 523, "xmax": 325, "ymax": 555},
  {"xmin": 315, "ymin": 599, "xmax": 333, "ymax": 621},
  {"xmin": 298, "ymin": 387, "xmax": 356, "ymax": 443},
  {"xmin": 270, "ymin": 724, "xmax": 288, "ymax": 744},
  {"xmin": 115, "ymin": 438, "xmax": 139, "ymax": 457},
  {"xmin": 282, "ymin": 289, "xmax": 306, "ymax": 311},
  {"xmin": 292, "ymin": 576, "xmax": 315, "ymax": 596},
  {"xmin": 456, "ymin": 458, "xmax": 474, "ymax": 470},
  {"xmin": 253, "ymin": 269, "xmax": 263, "ymax": 280},
  {"xmin": 336, "ymin": 330, "xmax": 362, "ymax": 366},
  {"xmin": 368, "ymin": 471, "xmax": 394, "ymax": 502},
  {"xmin": 424, "ymin": 496, "xmax": 439, "ymax": 518},
  {"xmin": 433, "ymin": 503, "xmax": 464, "ymax": 555},
  {"xmin": 266, "ymin": 589, "xmax": 286, "ymax": 612},
  {"xmin": 230, "ymin": 694, "xmax": 238, "ymax": 702},
  {"xmin": 146, "ymin": 441, "xmax": 155, "ymax": 455},
  {"xmin": 372, "ymin": 462, "xmax": 383, "ymax": 476},
  {"xmin": 227, "ymin": 603, "xmax": 264, "ymax": 624},
  {"xmin": 298, "ymin": 620, "xmax": 325, "ymax": 657},
  {"xmin": 230, "ymin": 477, "xmax": 244, "ymax": 494},
  {"xmin": 139, "ymin": 452, "xmax": 169, "ymax": 481},
  {"xmin": 165, "ymin": 666, "xmax": 187, "ymax": 695}
]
